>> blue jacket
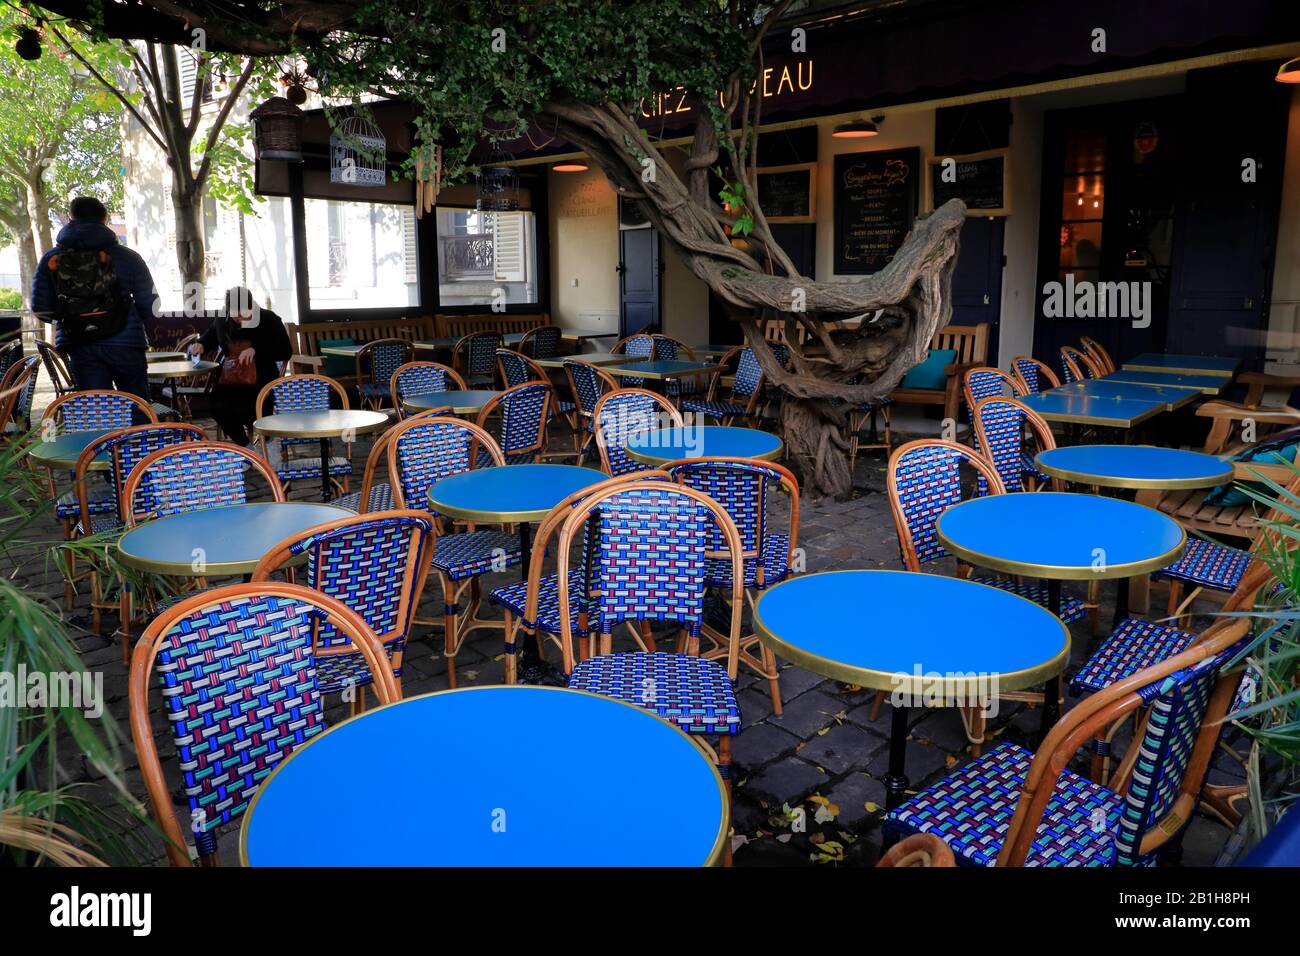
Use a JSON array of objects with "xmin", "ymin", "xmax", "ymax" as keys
[{"xmin": 31, "ymin": 220, "xmax": 157, "ymax": 350}]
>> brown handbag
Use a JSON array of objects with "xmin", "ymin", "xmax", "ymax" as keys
[{"xmin": 219, "ymin": 339, "xmax": 257, "ymax": 387}]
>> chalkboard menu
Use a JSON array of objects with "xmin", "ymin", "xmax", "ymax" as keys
[
  {"xmin": 929, "ymin": 149, "xmax": 1009, "ymax": 215},
  {"xmin": 833, "ymin": 147, "xmax": 920, "ymax": 274},
  {"xmin": 755, "ymin": 164, "xmax": 816, "ymax": 222}
]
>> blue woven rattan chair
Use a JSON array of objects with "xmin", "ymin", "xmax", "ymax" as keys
[
  {"xmin": 255, "ymin": 374, "xmax": 353, "ymax": 496},
  {"xmin": 518, "ymin": 324, "xmax": 563, "ymax": 359},
  {"xmin": 961, "ymin": 367, "xmax": 1024, "ymax": 453},
  {"xmin": 124, "ymin": 441, "xmax": 286, "ymax": 525},
  {"xmin": 129, "ymin": 582, "xmax": 399, "ymax": 866},
  {"xmin": 666, "ymin": 456, "xmax": 799, "ymax": 715},
  {"xmin": 490, "ymin": 471, "xmax": 670, "ymax": 683},
  {"xmin": 71, "ymin": 423, "xmax": 206, "ymax": 656},
  {"xmin": 386, "ymin": 415, "xmax": 521, "ymax": 687},
  {"xmin": 971, "ymin": 396, "xmax": 1057, "ymax": 494},
  {"xmin": 609, "ymin": 333, "xmax": 655, "ymax": 388},
  {"xmin": 557, "ymin": 481, "xmax": 746, "ymax": 818},
  {"xmin": 844, "ymin": 368, "xmax": 895, "ymax": 469},
  {"xmin": 883, "ymin": 615, "xmax": 1253, "ymax": 866},
  {"xmin": 498, "ymin": 348, "xmax": 577, "ymax": 425},
  {"xmin": 453, "ymin": 331, "xmax": 503, "ymax": 387},
  {"xmin": 1060, "ymin": 345, "xmax": 1102, "ymax": 384},
  {"xmin": 593, "ymin": 388, "xmax": 683, "ymax": 477},
  {"xmin": 354, "ymin": 338, "xmax": 413, "ymax": 411},
  {"xmin": 0, "ymin": 355, "xmax": 38, "ymax": 439},
  {"xmin": 681, "ymin": 346, "xmax": 765, "ymax": 425},
  {"xmin": 42, "ymin": 390, "xmax": 158, "ymax": 607},
  {"xmin": 390, "ymin": 360, "xmax": 466, "ymax": 419},
  {"xmin": 651, "ymin": 334, "xmax": 703, "ymax": 398},
  {"xmin": 1010, "ymin": 356, "xmax": 1061, "ymax": 395},
  {"xmin": 253, "ymin": 509, "xmax": 435, "ymax": 706},
  {"xmin": 563, "ymin": 360, "xmax": 619, "ymax": 460},
  {"xmin": 476, "ymin": 380, "xmax": 553, "ymax": 464}
]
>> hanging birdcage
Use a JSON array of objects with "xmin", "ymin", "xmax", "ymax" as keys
[
  {"xmin": 249, "ymin": 96, "xmax": 304, "ymax": 162},
  {"xmin": 330, "ymin": 115, "xmax": 387, "ymax": 186},
  {"xmin": 476, "ymin": 149, "xmax": 519, "ymax": 212}
]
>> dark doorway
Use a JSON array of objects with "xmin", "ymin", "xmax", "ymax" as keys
[
  {"xmin": 950, "ymin": 216, "xmax": 1005, "ymax": 361},
  {"xmin": 619, "ymin": 202, "xmax": 660, "ymax": 336}
]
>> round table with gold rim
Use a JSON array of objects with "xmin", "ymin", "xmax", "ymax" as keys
[
  {"xmin": 252, "ymin": 409, "xmax": 390, "ymax": 501},
  {"xmin": 624, "ymin": 425, "xmax": 783, "ymax": 466},
  {"xmin": 1034, "ymin": 445, "xmax": 1233, "ymax": 491}
]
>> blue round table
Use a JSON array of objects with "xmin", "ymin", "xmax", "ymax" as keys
[
  {"xmin": 427, "ymin": 464, "xmax": 608, "ymax": 527},
  {"xmin": 117, "ymin": 502, "xmax": 352, "ymax": 576},
  {"xmin": 27, "ymin": 428, "xmax": 115, "ymax": 471},
  {"xmin": 253, "ymin": 409, "xmax": 389, "ymax": 501},
  {"xmin": 753, "ymin": 570, "xmax": 1069, "ymax": 811},
  {"xmin": 1035, "ymin": 445, "xmax": 1232, "ymax": 491},
  {"xmin": 402, "ymin": 390, "xmax": 501, "ymax": 415},
  {"xmin": 625, "ymin": 425, "xmax": 783, "ymax": 465},
  {"xmin": 239, "ymin": 686, "xmax": 729, "ymax": 866},
  {"xmin": 937, "ymin": 492, "xmax": 1184, "ymax": 741}
]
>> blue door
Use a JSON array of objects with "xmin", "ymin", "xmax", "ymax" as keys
[{"xmin": 950, "ymin": 216, "xmax": 1004, "ymax": 362}]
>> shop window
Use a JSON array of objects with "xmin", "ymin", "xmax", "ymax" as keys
[
  {"xmin": 305, "ymin": 198, "xmax": 420, "ymax": 310},
  {"xmin": 436, "ymin": 207, "xmax": 539, "ymax": 307}
]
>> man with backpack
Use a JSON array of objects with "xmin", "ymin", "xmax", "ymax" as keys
[{"xmin": 31, "ymin": 196, "xmax": 158, "ymax": 399}]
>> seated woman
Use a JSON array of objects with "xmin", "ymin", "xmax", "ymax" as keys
[{"xmin": 187, "ymin": 286, "xmax": 292, "ymax": 447}]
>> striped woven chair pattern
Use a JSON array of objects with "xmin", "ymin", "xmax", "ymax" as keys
[
  {"xmin": 563, "ymin": 360, "xmax": 618, "ymax": 459},
  {"xmin": 887, "ymin": 440, "xmax": 1085, "ymax": 623},
  {"xmin": 386, "ymin": 416, "xmax": 520, "ymax": 687},
  {"xmin": 0, "ymin": 355, "xmax": 38, "ymax": 436},
  {"xmin": 610, "ymin": 333, "xmax": 655, "ymax": 387},
  {"xmin": 391, "ymin": 361, "xmax": 466, "ymax": 417},
  {"xmin": 593, "ymin": 388, "xmax": 683, "ymax": 476},
  {"xmin": 257, "ymin": 375, "xmax": 353, "ymax": 488},
  {"xmin": 972, "ymin": 396, "xmax": 1055, "ymax": 493},
  {"xmin": 961, "ymin": 367, "xmax": 1022, "ymax": 453},
  {"xmin": 1059, "ymin": 345, "xmax": 1101, "ymax": 384},
  {"xmin": 356, "ymin": 338, "xmax": 412, "ymax": 410},
  {"xmin": 884, "ymin": 619, "xmax": 1253, "ymax": 866},
  {"xmin": 681, "ymin": 346, "xmax": 764, "ymax": 424},
  {"xmin": 130, "ymin": 584, "xmax": 398, "ymax": 866},
  {"xmin": 256, "ymin": 512, "xmax": 435, "ymax": 696},
  {"xmin": 478, "ymin": 381, "xmax": 552, "ymax": 464},
  {"xmin": 561, "ymin": 483, "xmax": 745, "ymax": 740},
  {"xmin": 519, "ymin": 324, "xmax": 562, "ymax": 359},
  {"xmin": 46, "ymin": 389, "xmax": 156, "ymax": 434},
  {"xmin": 1151, "ymin": 537, "xmax": 1251, "ymax": 594},
  {"xmin": 126, "ymin": 442, "xmax": 285, "ymax": 523},
  {"xmin": 1011, "ymin": 356, "xmax": 1060, "ymax": 395},
  {"xmin": 455, "ymin": 331, "xmax": 503, "ymax": 387}
]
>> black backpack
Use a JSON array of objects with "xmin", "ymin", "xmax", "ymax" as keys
[{"xmin": 44, "ymin": 247, "xmax": 128, "ymax": 344}]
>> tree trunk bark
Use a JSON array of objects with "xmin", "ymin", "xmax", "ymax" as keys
[
  {"xmin": 24, "ymin": 174, "xmax": 52, "ymax": 260},
  {"xmin": 170, "ymin": 178, "xmax": 205, "ymax": 297},
  {"xmin": 0, "ymin": 199, "xmax": 38, "ymax": 310}
]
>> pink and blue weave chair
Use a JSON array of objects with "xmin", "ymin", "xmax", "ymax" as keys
[
  {"xmin": 883, "ymin": 615, "xmax": 1253, "ymax": 866},
  {"xmin": 129, "ymin": 582, "xmax": 399, "ymax": 866},
  {"xmin": 562, "ymin": 359, "xmax": 619, "ymax": 461},
  {"xmin": 961, "ymin": 367, "xmax": 1024, "ymax": 454},
  {"xmin": 354, "ymin": 337, "xmax": 413, "ymax": 410},
  {"xmin": 386, "ymin": 415, "xmax": 521, "ymax": 687},
  {"xmin": 555, "ymin": 481, "xmax": 746, "ymax": 802},
  {"xmin": 475, "ymin": 380, "xmax": 553, "ymax": 465},
  {"xmin": 453, "ymin": 330, "xmax": 503, "ymax": 387},
  {"xmin": 666, "ymin": 456, "xmax": 799, "ymax": 715},
  {"xmin": 253, "ymin": 509, "xmax": 435, "ymax": 707},
  {"xmin": 124, "ymin": 441, "xmax": 286, "ymax": 525},
  {"xmin": 254, "ymin": 374, "xmax": 353, "ymax": 496},
  {"xmin": 1059, "ymin": 345, "xmax": 1102, "ymax": 384},
  {"xmin": 517, "ymin": 324, "xmax": 563, "ymax": 359},
  {"xmin": 497, "ymin": 348, "xmax": 577, "ymax": 423},
  {"xmin": 593, "ymin": 388, "xmax": 683, "ymax": 477}
]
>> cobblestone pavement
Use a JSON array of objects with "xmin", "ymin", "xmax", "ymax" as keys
[{"xmin": 7, "ymin": 401, "xmax": 1241, "ymax": 867}]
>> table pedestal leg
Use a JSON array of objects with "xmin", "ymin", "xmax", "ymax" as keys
[
  {"xmin": 1039, "ymin": 579, "xmax": 1063, "ymax": 745},
  {"xmin": 1113, "ymin": 576, "xmax": 1131, "ymax": 630},
  {"xmin": 319, "ymin": 437, "xmax": 331, "ymax": 502},
  {"xmin": 883, "ymin": 704, "xmax": 910, "ymax": 813}
]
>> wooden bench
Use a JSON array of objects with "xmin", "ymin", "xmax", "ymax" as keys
[
  {"xmin": 287, "ymin": 316, "xmax": 437, "ymax": 378},
  {"xmin": 434, "ymin": 313, "xmax": 550, "ymax": 339},
  {"xmin": 889, "ymin": 322, "xmax": 990, "ymax": 424}
]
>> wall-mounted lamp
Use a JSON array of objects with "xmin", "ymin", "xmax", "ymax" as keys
[
  {"xmin": 831, "ymin": 116, "xmax": 881, "ymax": 138},
  {"xmin": 1276, "ymin": 57, "xmax": 1300, "ymax": 83}
]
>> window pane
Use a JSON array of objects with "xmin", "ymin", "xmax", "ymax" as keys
[
  {"xmin": 437, "ymin": 208, "xmax": 539, "ymax": 307},
  {"xmin": 305, "ymin": 199, "xmax": 419, "ymax": 310}
]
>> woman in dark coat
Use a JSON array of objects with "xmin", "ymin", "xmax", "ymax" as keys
[{"xmin": 188, "ymin": 287, "xmax": 292, "ymax": 446}]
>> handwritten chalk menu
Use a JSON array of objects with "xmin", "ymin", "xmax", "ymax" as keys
[
  {"xmin": 834, "ymin": 148, "xmax": 920, "ymax": 274},
  {"xmin": 929, "ymin": 149, "xmax": 1009, "ymax": 215},
  {"xmin": 756, "ymin": 164, "xmax": 815, "ymax": 222}
]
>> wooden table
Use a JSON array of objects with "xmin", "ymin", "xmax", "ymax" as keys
[{"xmin": 240, "ymin": 686, "xmax": 729, "ymax": 866}]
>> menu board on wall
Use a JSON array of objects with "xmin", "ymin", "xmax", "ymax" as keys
[
  {"xmin": 928, "ymin": 149, "xmax": 1009, "ymax": 215},
  {"xmin": 833, "ymin": 147, "xmax": 920, "ymax": 274},
  {"xmin": 755, "ymin": 164, "xmax": 816, "ymax": 222}
]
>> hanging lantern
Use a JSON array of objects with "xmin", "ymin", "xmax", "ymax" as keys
[
  {"xmin": 414, "ymin": 144, "xmax": 442, "ymax": 219},
  {"xmin": 476, "ymin": 148, "xmax": 520, "ymax": 212},
  {"xmin": 249, "ymin": 96, "xmax": 304, "ymax": 162},
  {"xmin": 330, "ymin": 115, "xmax": 387, "ymax": 186}
]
